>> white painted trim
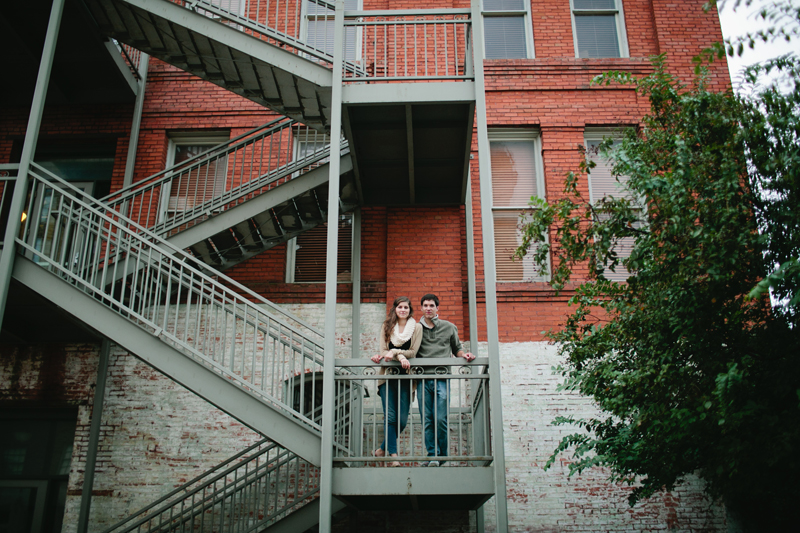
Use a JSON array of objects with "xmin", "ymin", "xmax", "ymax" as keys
[{"xmin": 481, "ymin": 0, "xmax": 535, "ymax": 59}]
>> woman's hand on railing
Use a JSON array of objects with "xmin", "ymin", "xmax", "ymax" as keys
[
  {"xmin": 397, "ymin": 355, "xmax": 410, "ymax": 370},
  {"xmin": 370, "ymin": 353, "xmax": 383, "ymax": 364}
]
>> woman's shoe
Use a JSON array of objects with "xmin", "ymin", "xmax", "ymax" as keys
[{"xmin": 388, "ymin": 454, "xmax": 400, "ymax": 467}]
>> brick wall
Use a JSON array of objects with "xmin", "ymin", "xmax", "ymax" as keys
[{"xmin": 480, "ymin": 341, "xmax": 727, "ymax": 532}]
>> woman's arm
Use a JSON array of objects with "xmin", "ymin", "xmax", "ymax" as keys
[{"xmin": 370, "ymin": 326, "xmax": 392, "ymax": 363}]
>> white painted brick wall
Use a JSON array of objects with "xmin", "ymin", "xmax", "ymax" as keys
[
  {"xmin": 479, "ymin": 341, "xmax": 726, "ymax": 532},
  {"xmin": 2, "ymin": 307, "xmax": 726, "ymax": 532}
]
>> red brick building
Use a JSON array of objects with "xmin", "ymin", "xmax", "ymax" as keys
[{"xmin": 0, "ymin": 1, "xmax": 730, "ymax": 531}]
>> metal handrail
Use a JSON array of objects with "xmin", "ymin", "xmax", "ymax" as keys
[
  {"xmin": 19, "ymin": 164, "xmax": 326, "ymax": 431},
  {"xmin": 342, "ymin": 10, "xmax": 473, "ymax": 82},
  {"xmin": 102, "ymin": 438, "xmax": 319, "ymax": 533},
  {"xmin": 174, "ymin": 0, "xmax": 361, "ymax": 72},
  {"xmin": 333, "ymin": 358, "xmax": 493, "ymax": 465},
  {"xmin": 101, "ymin": 117, "xmax": 341, "ymax": 240}
]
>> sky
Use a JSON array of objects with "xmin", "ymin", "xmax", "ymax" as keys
[{"xmin": 717, "ymin": 0, "xmax": 800, "ymax": 89}]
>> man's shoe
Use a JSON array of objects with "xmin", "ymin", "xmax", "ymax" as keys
[{"xmin": 428, "ymin": 460, "xmax": 440, "ymax": 467}]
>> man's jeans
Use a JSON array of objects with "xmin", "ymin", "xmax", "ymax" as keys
[
  {"xmin": 378, "ymin": 380, "xmax": 411, "ymax": 455},
  {"xmin": 419, "ymin": 378, "xmax": 448, "ymax": 459}
]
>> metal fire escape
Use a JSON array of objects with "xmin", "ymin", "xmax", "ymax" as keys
[{"xmin": 0, "ymin": 0, "xmax": 508, "ymax": 531}]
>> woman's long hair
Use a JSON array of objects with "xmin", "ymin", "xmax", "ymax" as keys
[{"xmin": 383, "ymin": 296, "xmax": 414, "ymax": 344}]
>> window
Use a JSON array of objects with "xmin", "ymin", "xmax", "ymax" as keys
[
  {"xmin": 482, "ymin": 0, "xmax": 534, "ymax": 59},
  {"xmin": 303, "ymin": 0, "xmax": 361, "ymax": 60},
  {"xmin": 570, "ymin": 0, "xmax": 628, "ymax": 58},
  {"xmin": 161, "ymin": 134, "xmax": 229, "ymax": 220},
  {"xmin": 585, "ymin": 129, "xmax": 640, "ymax": 281},
  {"xmin": 490, "ymin": 130, "xmax": 548, "ymax": 282},
  {"xmin": 0, "ymin": 409, "xmax": 77, "ymax": 533},
  {"xmin": 286, "ymin": 215, "xmax": 353, "ymax": 283}
]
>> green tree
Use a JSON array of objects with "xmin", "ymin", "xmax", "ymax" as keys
[{"xmin": 516, "ymin": 54, "xmax": 800, "ymax": 529}]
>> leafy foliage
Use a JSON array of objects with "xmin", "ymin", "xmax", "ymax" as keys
[{"xmin": 516, "ymin": 54, "xmax": 800, "ymax": 524}]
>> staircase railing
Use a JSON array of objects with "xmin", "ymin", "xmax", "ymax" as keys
[
  {"xmin": 172, "ymin": 0, "xmax": 355, "ymax": 70},
  {"xmin": 19, "ymin": 163, "xmax": 326, "ymax": 432},
  {"xmin": 101, "ymin": 117, "xmax": 338, "ymax": 239},
  {"xmin": 342, "ymin": 9, "xmax": 473, "ymax": 82},
  {"xmin": 101, "ymin": 438, "xmax": 320, "ymax": 533}
]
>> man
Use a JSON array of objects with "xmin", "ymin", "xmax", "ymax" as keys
[{"xmin": 416, "ymin": 293, "xmax": 475, "ymax": 466}]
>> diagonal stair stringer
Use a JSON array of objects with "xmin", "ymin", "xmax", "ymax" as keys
[{"xmin": 12, "ymin": 256, "xmax": 323, "ymax": 465}]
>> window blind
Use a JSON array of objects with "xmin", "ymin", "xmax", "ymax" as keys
[
  {"xmin": 484, "ymin": 17, "xmax": 527, "ymax": 59},
  {"xmin": 493, "ymin": 211, "xmax": 543, "ymax": 282},
  {"xmin": 484, "ymin": 0, "xmax": 525, "ymax": 10},
  {"xmin": 574, "ymin": 15, "xmax": 620, "ymax": 58},
  {"xmin": 168, "ymin": 145, "xmax": 227, "ymax": 211},
  {"xmin": 573, "ymin": 0, "xmax": 616, "ymax": 9},
  {"xmin": 294, "ymin": 216, "xmax": 353, "ymax": 283},
  {"xmin": 490, "ymin": 140, "xmax": 538, "ymax": 206}
]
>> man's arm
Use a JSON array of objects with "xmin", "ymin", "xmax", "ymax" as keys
[{"xmin": 451, "ymin": 325, "xmax": 475, "ymax": 362}]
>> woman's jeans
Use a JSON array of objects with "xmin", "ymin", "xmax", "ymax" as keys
[{"xmin": 378, "ymin": 380, "xmax": 411, "ymax": 455}]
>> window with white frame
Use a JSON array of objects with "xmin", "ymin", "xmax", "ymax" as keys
[
  {"xmin": 286, "ymin": 214, "xmax": 353, "ymax": 283},
  {"xmin": 482, "ymin": 0, "xmax": 534, "ymax": 59},
  {"xmin": 585, "ymin": 128, "xmax": 640, "ymax": 281},
  {"xmin": 303, "ymin": 0, "xmax": 361, "ymax": 60},
  {"xmin": 490, "ymin": 129, "xmax": 548, "ymax": 282},
  {"xmin": 162, "ymin": 134, "xmax": 229, "ymax": 218},
  {"xmin": 570, "ymin": 0, "xmax": 628, "ymax": 58}
]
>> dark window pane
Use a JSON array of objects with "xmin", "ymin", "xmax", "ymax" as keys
[
  {"xmin": 484, "ymin": 17, "xmax": 527, "ymax": 59},
  {"xmin": 484, "ymin": 0, "xmax": 525, "ymax": 10},
  {"xmin": 575, "ymin": 15, "xmax": 620, "ymax": 58}
]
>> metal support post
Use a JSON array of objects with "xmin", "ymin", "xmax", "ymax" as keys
[
  {"xmin": 351, "ymin": 208, "xmax": 361, "ymax": 359},
  {"xmin": 319, "ymin": 2, "xmax": 346, "ymax": 531},
  {"xmin": 77, "ymin": 339, "xmax": 112, "ymax": 533},
  {"xmin": 465, "ymin": 176, "xmax": 479, "ymax": 354},
  {"xmin": 470, "ymin": 1, "xmax": 509, "ymax": 530},
  {"xmin": 0, "ymin": 0, "xmax": 66, "ymax": 328},
  {"xmin": 122, "ymin": 54, "xmax": 150, "ymax": 188}
]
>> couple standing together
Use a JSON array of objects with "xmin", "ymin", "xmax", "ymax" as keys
[{"xmin": 370, "ymin": 293, "xmax": 475, "ymax": 467}]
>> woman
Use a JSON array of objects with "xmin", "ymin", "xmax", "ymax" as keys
[{"xmin": 370, "ymin": 296, "xmax": 422, "ymax": 467}]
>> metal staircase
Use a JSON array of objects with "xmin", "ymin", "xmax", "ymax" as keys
[
  {"xmin": 1, "ymin": 0, "xmax": 501, "ymax": 529},
  {"xmin": 13, "ymin": 164, "xmax": 327, "ymax": 464},
  {"xmin": 99, "ymin": 437, "xmax": 346, "ymax": 533},
  {"xmin": 100, "ymin": 116, "xmax": 358, "ymax": 271},
  {"xmin": 82, "ymin": 0, "xmax": 338, "ymax": 131}
]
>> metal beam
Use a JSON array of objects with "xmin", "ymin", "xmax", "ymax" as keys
[
  {"xmin": 332, "ymin": 466, "xmax": 495, "ymax": 496},
  {"xmin": 122, "ymin": 54, "xmax": 150, "ymax": 188},
  {"xmin": 351, "ymin": 208, "xmax": 361, "ymax": 360},
  {"xmin": 405, "ymin": 104, "xmax": 416, "ymax": 204},
  {"xmin": 465, "ymin": 176, "xmax": 479, "ymax": 354},
  {"xmin": 319, "ymin": 2, "xmax": 347, "ymax": 530},
  {"xmin": 342, "ymin": 82, "xmax": 476, "ymax": 105},
  {"xmin": 77, "ymin": 339, "xmax": 111, "ymax": 533},
  {"xmin": 0, "ymin": 0, "xmax": 65, "ymax": 329},
  {"xmin": 12, "ymin": 257, "xmax": 323, "ymax": 465},
  {"xmin": 103, "ymin": 40, "xmax": 141, "ymax": 96},
  {"xmin": 470, "ymin": 1, "xmax": 509, "ymax": 530}
]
